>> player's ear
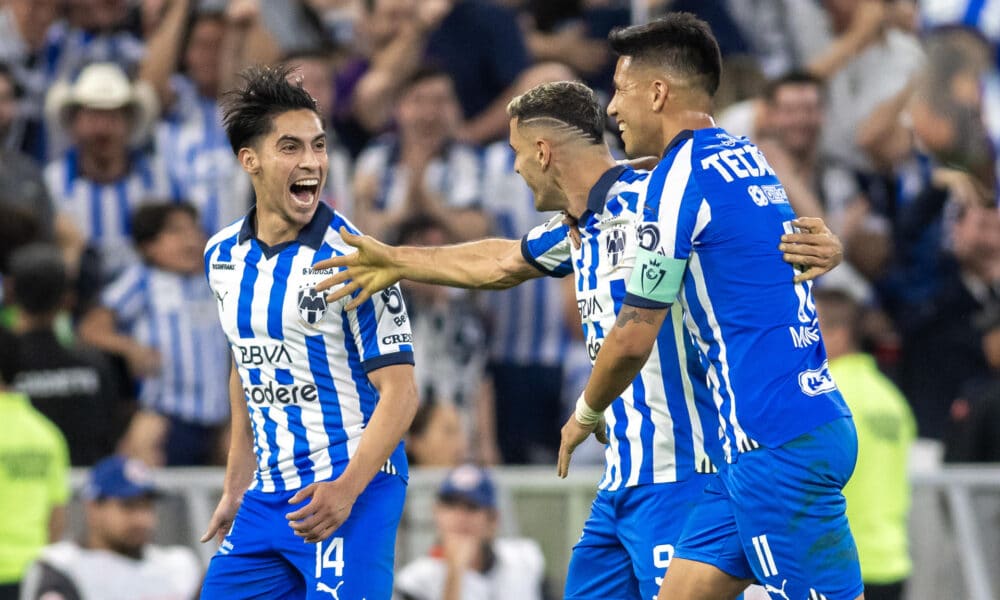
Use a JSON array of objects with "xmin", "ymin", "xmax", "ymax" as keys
[
  {"xmin": 238, "ymin": 147, "xmax": 260, "ymax": 175},
  {"xmin": 650, "ymin": 79, "xmax": 668, "ymax": 113},
  {"xmin": 536, "ymin": 138, "xmax": 551, "ymax": 170}
]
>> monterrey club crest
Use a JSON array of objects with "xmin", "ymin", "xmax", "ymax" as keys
[
  {"xmin": 297, "ymin": 287, "xmax": 327, "ymax": 325},
  {"xmin": 606, "ymin": 228, "xmax": 626, "ymax": 266}
]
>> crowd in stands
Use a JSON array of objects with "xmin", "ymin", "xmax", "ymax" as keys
[{"xmin": 0, "ymin": 0, "xmax": 996, "ymax": 598}]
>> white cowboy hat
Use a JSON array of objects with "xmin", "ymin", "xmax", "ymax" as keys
[{"xmin": 44, "ymin": 62, "xmax": 159, "ymax": 146}]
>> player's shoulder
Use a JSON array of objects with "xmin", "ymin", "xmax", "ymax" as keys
[
  {"xmin": 204, "ymin": 217, "xmax": 245, "ymax": 256},
  {"xmin": 322, "ymin": 208, "xmax": 366, "ymax": 250}
]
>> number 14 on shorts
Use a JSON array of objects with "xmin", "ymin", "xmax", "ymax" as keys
[{"xmin": 315, "ymin": 537, "xmax": 345, "ymax": 578}]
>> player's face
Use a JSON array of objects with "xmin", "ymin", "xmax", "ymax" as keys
[
  {"xmin": 246, "ymin": 109, "xmax": 328, "ymax": 231},
  {"xmin": 608, "ymin": 56, "xmax": 662, "ymax": 158},
  {"xmin": 508, "ymin": 119, "xmax": 566, "ymax": 213},
  {"xmin": 88, "ymin": 496, "xmax": 157, "ymax": 558},
  {"xmin": 142, "ymin": 209, "xmax": 206, "ymax": 275},
  {"xmin": 770, "ymin": 84, "xmax": 823, "ymax": 155}
]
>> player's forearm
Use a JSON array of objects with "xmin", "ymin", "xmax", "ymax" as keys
[
  {"xmin": 391, "ymin": 238, "xmax": 536, "ymax": 290},
  {"xmin": 337, "ymin": 365, "xmax": 418, "ymax": 497},
  {"xmin": 137, "ymin": 0, "xmax": 189, "ymax": 105},
  {"xmin": 222, "ymin": 364, "xmax": 255, "ymax": 497},
  {"xmin": 582, "ymin": 306, "xmax": 666, "ymax": 412}
]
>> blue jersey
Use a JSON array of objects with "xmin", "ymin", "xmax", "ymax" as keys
[
  {"xmin": 204, "ymin": 204, "xmax": 414, "ymax": 493},
  {"xmin": 102, "ymin": 264, "xmax": 230, "ymax": 425},
  {"xmin": 480, "ymin": 141, "xmax": 572, "ymax": 366},
  {"xmin": 523, "ymin": 165, "xmax": 718, "ymax": 490},
  {"xmin": 625, "ymin": 128, "xmax": 851, "ymax": 459}
]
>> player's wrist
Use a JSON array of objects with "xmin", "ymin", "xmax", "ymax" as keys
[{"xmin": 574, "ymin": 392, "xmax": 603, "ymax": 427}]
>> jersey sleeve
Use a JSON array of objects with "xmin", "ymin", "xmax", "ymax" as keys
[
  {"xmin": 624, "ymin": 140, "xmax": 708, "ymax": 309},
  {"xmin": 520, "ymin": 214, "xmax": 573, "ymax": 278},
  {"xmin": 100, "ymin": 265, "xmax": 146, "ymax": 327},
  {"xmin": 346, "ymin": 283, "xmax": 415, "ymax": 373}
]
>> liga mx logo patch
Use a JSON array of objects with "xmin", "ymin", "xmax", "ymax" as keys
[{"xmin": 297, "ymin": 287, "xmax": 327, "ymax": 325}]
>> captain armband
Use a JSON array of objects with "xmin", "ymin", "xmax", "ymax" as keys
[{"xmin": 625, "ymin": 248, "xmax": 686, "ymax": 305}]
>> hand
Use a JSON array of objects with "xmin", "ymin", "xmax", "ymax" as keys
[
  {"xmin": 285, "ymin": 478, "xmax": 360, "ymax": 543},
  {"xmin": 846, "ymin": 0, "xmax": 887, "ymax": 50},
  {"xmin": 125, "ymin": 343, "xmax": 161, "ymax": 378},
  {"xmin": 779, "ymin": 217, "xmax": 843, "ymax": 283},
  {"xmin": 557, "ymin": 414, "xmax": 608, "ymax": 478},
  {"xmin": 312, "ymin": 227, "xmax": 403, "ymax": 310},
  {"xmin": 226, "ymin": 0, "xmax": 260, "ymax": 28},
  {"xmin": 416, "ymin": 0, "xmax": 452, "ymax": 32},
  {"xmin": 200, "ymin": 493, "xmax": 242, "ymax": 544},
  {"xmin": 440, "ymin": 532, "xmax": 480, "ymax": 570},
  {"xmin": 562, "ymin": 213, "xmax": 582, "ymax": 250}
]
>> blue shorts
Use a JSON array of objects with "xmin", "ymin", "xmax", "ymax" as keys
[
  {"xmin": 565, "ymin": 474, "xmax": 714, "ymax": 600},
  {"xmin": 201, "ymin": 472, "xmax": 406, "ymax": 600},
  {"xmin": 674, "ymin": 417, "xmax": 863, "ymax": 600}
]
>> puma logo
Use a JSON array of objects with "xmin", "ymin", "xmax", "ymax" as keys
[
  {"xmin": 316, "ymin": 581, "xmax": 344, "ymax": 599},
  {"xmin": 764, "ymin": 579, "xmax": 789, "ymax": 600},
  {"xmin": 214, "ymin": 289, "xmax": 229, "ymax": 308}
]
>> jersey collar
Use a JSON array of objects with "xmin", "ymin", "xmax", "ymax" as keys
[
  {"xmin": 238, "ymin": 203, "xmax": 333, "ymax": 254},
  {"xmin": 584, "ymin": 164, "xmax": 628, "ymax": 216},
  {"xmin": 662, "ymin": 129, "xmax": 694, "ymax": 157}
]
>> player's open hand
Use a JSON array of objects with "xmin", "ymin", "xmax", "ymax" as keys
[
  {"xmin": 557, "ymin": 415, "xmax": 608, "ymax": 478},
  {"xmin": 778, "ymin": 217, "xmax": 843, "ymax": 283},
  {"xmin": 200, "ymin": 493, "xmax": 242, "ymax": 545},
  {"xmin": 285, "ymin": 478, "xmax": 360, "ymax": 543},
  {"xmin": 312, "ymin": 227, "xmax": 404, "ymax": 311}
]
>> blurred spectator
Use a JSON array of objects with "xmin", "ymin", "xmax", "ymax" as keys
[
  {"xmin": 78, "ymin": 203, "xmax": 229, "ymax": 466},
  {"xmin": 284, "ymin": 50, "xmax": 354, "ymax": 217},
  {"xmin": 43, "ymin": 62, "xmax": 170, "ymax": 283},
  {"xmin": 19, "ymin": 455, "xmax": 202, "ymax": 600},
  {"xmin": 945, "ymin": 323, "xmax": 1000, "ymax": 462},
  {"xmin": 407, "ymin": 400, "xmax": 469, "ymax": 468},
  {"xmin": 0, "ymin": 329, "xmax": 69, "ymax": 600},
  {"xmin": 7, "ymin": 243, "xmax": 122, "ymax": 466},
  {"xmin": 0, "ymin": 64, "xmax": 55, "ymax": 240},
  {"xmin": 397, "ymin": 215, "xmax": 497, "ymax": 464},
  {"xmin": 809, "ymin": 0, "xmax": 924, "ymax": 172},
  {"xmin": 0, "ymin": 0, "xmax": 61, "ymax": 160},
  {"xmin": 395, "ymin": 464, "xmax": 546, "ymax": 600},
  {"xmin": 816, "ymin": 288, "xmax": 915, "ymax": 600},
  {"xmin": 353, "ymin": 67, "xmax": 486, "ymax": 240},
  {"xmin": 478, "ymin": 139, "xmax": 573, "ymax": 465},
  {"xmin": 143, "ymin": 1, "xmax": 249, "ymax": 236}
]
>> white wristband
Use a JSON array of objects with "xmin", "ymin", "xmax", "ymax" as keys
[{"xmin": 574, "ymin": 393, "xmax": 603, "ymax": 427}]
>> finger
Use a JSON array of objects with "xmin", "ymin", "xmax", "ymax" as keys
[
  {"xmin": 779, "ymin": 243, "xmax": 833, "ymax": 259},
  {"xmin": 557, "ymin": 441, "xmax": 572, "ymax": 478},
  {"xmin": 780, "ymin": 231, "xmax": 833, "ymax": 245},
  {"xmin": 594, "ymin": 418, "xmax": 609, "ymax": 444},
  {"xmin": 793, "ymin": 266, "xmax": 826, "ymax": 283},
  {"xmin": 324, "ymin": 280, "xmax": 360, "ymax": 303},
  {"xmin": 338, "ymin": 226, "xmax": 364, "ymax": 248},
  {"xmin": 288, "ymin": 483, "xmax": 317, "ymax": 506},
  {"xmin": 289, "ymin": 512, "xmax": 320, "ymax": 532},
  {"xmin": 314, "ymin": 269, "xmax": 353, "ymax": 293},
  {"xmin": 344, "ymin": 288, "xmax": 374, "ymax": 312},
  {"xmin": 199, "ymin": 522, "xmax": 220, "ymax": 544},
  {"xmin": 782, "ymin": 253, "xmax": 831, "ymax": 267},
  {"xmin": 311, "ymin": 255, "xmax": 352, "ymax": 273},
  {"xmin": 790, "ymin": 217, "xmax": 823, "ymax": 232}
]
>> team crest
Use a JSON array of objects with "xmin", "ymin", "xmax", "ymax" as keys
[
  {"xmin": 297, "ymin": 287, "xmax": 327, "ymax": 325},
  {"xmin": 606, "ymin": 228, "xmax": 626, "ymax": 266}
]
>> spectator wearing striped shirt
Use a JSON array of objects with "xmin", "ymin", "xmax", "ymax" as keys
[
  {"xmin": 43, "ymin": 62, "xmax": 171, "ymax": 286},
  {"xmin": 78, "ymin": 202, "xmax": 230, "ymax": 467},
  {"xmin": 353, "ymin": 67, "xmax": 487, "ymax": 241}
]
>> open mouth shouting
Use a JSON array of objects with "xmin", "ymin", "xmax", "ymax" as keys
[{"xmin": 288, "ymin": 177, "xmax": 321, "ymax": 209}]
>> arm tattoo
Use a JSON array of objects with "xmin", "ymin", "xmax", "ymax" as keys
[{"xmin": 616, "ymin": 307, "xmax": 658, "ymax": 329}]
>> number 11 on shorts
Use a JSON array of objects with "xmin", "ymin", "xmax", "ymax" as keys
[{"xmin": 315, "ymin": 537, "xmax": 345, "ymax": 578}]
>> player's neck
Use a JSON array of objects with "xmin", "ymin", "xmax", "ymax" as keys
[
  {"xmin": 661, "ymin": 109, "xmax": 716, "ymax": 151},
  {"xmin": 558, "ymin": 147, "xmax": 618, "ymax": 219},
  {"xmin": 254, "ymin": 206, "xmax": 303, "ymax": 247}
]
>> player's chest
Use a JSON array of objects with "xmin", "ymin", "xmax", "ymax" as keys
[{"xmin": 570, "ymin": 214, "xmax": 637, "ymax": 328}]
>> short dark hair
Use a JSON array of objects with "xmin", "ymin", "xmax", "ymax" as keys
[
  {"xmin": 394, "ymin": 213, "xmax": 452, "ymax": 246},
  {"xmin": 608, "ymin": 13, "xmax": 722, "ymax": 97},
  {"xmin": 221, "ymin": 64, "xmax": 321, "ymax": 155},
  {"xmin": 400, "ymin": 65, "xmax": 453, "ymax": 97},
  {"xmin": 9, "ymin": 243, "xmax": 67, "ymax": 315},
  {"xmin": 0, "ymin": 205, "xmax": 41, "ymax": 275},
  {"xmin": 507, "ymin": 80, "xmax": 604, "ymax": 145},
  {"xmin": 764, "ymin": 71, "xmax": 825, "ymax": 103},
  {"xmin": 813, "ymin": 287, "xmax": 862, "ymax": 343},
  {"xmin": 131, "ymin": 202, "xmax": 199, "ymax": 246}
]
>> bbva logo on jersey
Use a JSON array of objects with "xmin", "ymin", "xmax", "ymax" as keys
[{"xmin": 298, "ymin": 286, "xmax": 328, "ymax": 325}]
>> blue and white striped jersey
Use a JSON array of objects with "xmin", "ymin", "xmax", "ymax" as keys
[
  {"xmin": 204, "ymin": 203, "xmax": 415, "ymax": 493},
  {"xmin": 354, "ymin": 137, "xmax": 482, "ymax": 213},
  {"xmin": 157, "ymin": 76, "xmax": 246, "ymax": 236},
  {"xmin": 920, "ymin": 0, "xmax": 1000, "ymax": 43},
  {"xmin": 626, "ymin": 128, "xmax": 851, "ymax": 461},
  {"xmin": 480, "ymin": 142, "xmax": 571, "ymax": 366},
  {"xmin": 102, "ymin": 264, "xmax": 230, "ymax": 425},
  {"xmin": 45, "ymin": 149, "xmax": 174, "ymax": 279},
  {"xmin": 522, "ymin": 165, "xmax": 719, "ymax": 490}
]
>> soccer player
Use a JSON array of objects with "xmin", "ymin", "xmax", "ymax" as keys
[
  {"xmin": 312, "ymin": 80, "xmax": 841, "ymax": 598},
  {"xmin": 198, "ymin": 65, "xmax": 418, "ymax": 600},
  {"xmin": 565, "ymin": 14, "xmax": 863, "ymax": 600}
]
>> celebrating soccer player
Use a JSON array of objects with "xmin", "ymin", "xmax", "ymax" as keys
[
  {"xmin": 198, "ymin": 65, "xmax": 418, "ymax": 600},
  {"xmin": 310, "ymin": 73, "xmax": 842, "ymax": 596}
]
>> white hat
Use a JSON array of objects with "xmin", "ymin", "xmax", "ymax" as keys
[{"xmin": 44, "ymin": 62, "xmax": 159, "ymax": 146}]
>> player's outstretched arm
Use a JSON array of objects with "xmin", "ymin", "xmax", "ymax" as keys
[
  {"xmin": 313, "ymin": 227, "xmax": 543, "ymax": 310},
  {"xmin": 285, "ymin": 364, "xmax": 418, "ymax": 543},
  {"xmin": 779, "ymin": 217, "xmax": 844, "ymax": 283},
  {"xmin": 201, "ymin": 361, "xmax": 255, "ymax": 544},
  {"xmin": 557, "ymin": 305, "xmax": 667, "ymax": 478}
]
